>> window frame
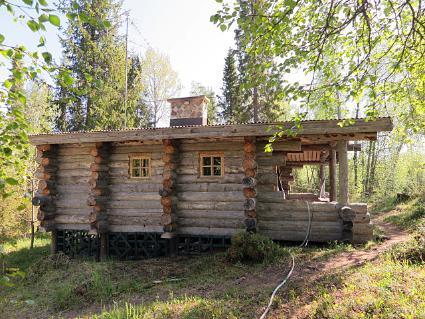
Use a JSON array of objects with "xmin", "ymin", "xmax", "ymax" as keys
[
  {"xmin": 199, "ymin": 152, "xmax": 224, "ymax": 178},
  {"xmin": 128, "ymin": 153, "xmax": 152, "ymax": 179}
]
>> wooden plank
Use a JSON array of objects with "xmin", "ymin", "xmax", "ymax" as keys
[
  {"xmin": 29, "ymin": 118, "xmax": 393, "ymax": 145},
  {"xmin": 108, "ymin": 215, "xmax": 162, "ymax": 226},
  {"xmin": 109, "ymin": 192, "xmax": 160, "ymax": 201}
]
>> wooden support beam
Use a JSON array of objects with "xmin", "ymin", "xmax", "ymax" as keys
[
  {"xmin": 243, "ymin": 137, "xmax": 257, "ymax": 232},
  {"xmin": 337, "ymin": 140, "xmax": 349, "ymax": 205},
  {"xmin": 329, "ymin": 149, "xmax": 337, "ymax": 202},
  {"xmin": 319, "ymin": 164, "xmax": 326, "ymax": 198}
]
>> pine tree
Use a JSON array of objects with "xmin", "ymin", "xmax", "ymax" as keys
[
  {"xmin": 234, "ymin": 0, "xmax": 283, "ymax": 122},
  {"xmin": 55, "ymin": 0, "xmax": 146, "ymax": 131},
  {"xmin": 218, "ymin": 49, "xmax": 244, "ymax": 123}
]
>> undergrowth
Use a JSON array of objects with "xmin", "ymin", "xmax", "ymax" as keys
[{"xmin": 226, "ymin": 231, "xmax": 288, "ymax": 264}]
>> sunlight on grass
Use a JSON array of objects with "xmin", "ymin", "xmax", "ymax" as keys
[
  {"xmin": 310, "ymin": 258, "xmax": 425, "ymax": 318},
  {"xmin": 88, "ymin": 296, "xmax": 238, "ymax": 319},
  {"xmin": 384, "ymin": 197, "xmax": 425, "ymax": 230}
]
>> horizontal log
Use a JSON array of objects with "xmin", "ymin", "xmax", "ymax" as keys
[
  {"xmin": 56, "ymin": 208, "xmax": 92, "ymax": 215},
  {"xmin": 177, "ymin": 227, "xmax": 242, "ymax": 237},
  {"xmin": 259, "ymin": 229, "xmax": 342, "ymax": 242},
  {"xmin": 110, "ymin": 192, "xmax": 160, "ymax": 201},
  {"xmin": 109, "ymin": 152, "xmax": 162, "ymax": 162},
  {"xmin": 112, "ymin": 145, "xmax": 163, "ymax": 154},
  {"xmin": 257, "ymin": 210, "xmax": 339, "ymax": 222},
  {"xmin": 258, "ymin": 140, "xmax": 302, "ymax": 152},
  {"xmin": 177, "ymin": 174, "xmax": 244, "ymax": 184},
  {"xmin": 107, "ymin": 208, "xmax": 163, "ymax": 216},
  {"xmin": 111, "ymin": 183, "xmax": 161, "ymax": 193},
  {"xmin": 352, "ymin": 223, "xmax": 373, "ymax": 235},
  {"xmin": 258, "ymin": 221, "xmax": 342, "ymax": 232},
  {"xmin": 108, "ymin": 200, "xmax": 162, "ymax": 209},
  {"xmin": 55, "ymin": 223, "xmax": 90, "ymax": 231},
  {"xmin": 176, "ymin": 183, "xmax": 243, "ymax": 192},
  {"xmin": 349, "ymin": 203, "xmax": 368, "ymax": 214},
  {"xmin": 57, "ymin": 146, "xmax": 92, "ymax": 156},
  {"xmin": 177, "ymin": 191, "xmax": 245, "ymax": 202},
  {"xmin": 179, "ymin": 142, "xmax": 243, "ymax": 152},
  {"xmin": 55, "ymin": 214, "xmax": 90, "ymax": 224},
  {"xmin": 57, "ymin": 169, "xmax": 91, "ymax": 178},
  {"xmin": 108, "ymin": 225, "xmax": 163, "ymax": 233},
  {"xmin": 178, "ymin": 218, "xmax": 245, "ymax": 229},
  {"xmin": 108, "ymin": 215, "xmax": 161, "ymax": 226},
  {"xmin": 177, "ymin": 201, "xmax": 243, "ymax": 211},
  {"xmin": 177, "ymin": 210, "xmax": 245, "ymax": 220},
  {"xmin": 56, "ymin": 198, "xmax": 89, "ymax": 209}
]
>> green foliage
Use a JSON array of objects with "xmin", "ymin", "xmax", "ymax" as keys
[
  {"xmin": 55, "ymin": 0, "xmax": 147, "ymax": 131},
  {"xmin": 226, "ymin": 231, "xmax": 286, "ymax": 263},
  {"xmin": 384, "ymin": 197, "xmax": 425, "ymax": 230},
  {"xmin": 211, "ymin": 0, "xmax": 425, "ymax": 132},
  {"xmin": 190, "ymin": 81, "xmax": 218, "ymax": 124},
  {"xmin": 218, "ymin": 49, "xmax": 244, "ymax": 123},
  {"xmin": 389, "ymin": 231, "xmax": 425, "ymax": 265}
]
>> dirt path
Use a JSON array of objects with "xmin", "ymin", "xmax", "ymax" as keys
[{"xmin": 270, "ymin": 220, "xmax": 410, "ymax": 319}]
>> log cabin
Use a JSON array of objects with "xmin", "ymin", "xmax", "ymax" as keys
[{"xmin": 29, "ymin": 95, "xmax": 393, "ymax": 260}]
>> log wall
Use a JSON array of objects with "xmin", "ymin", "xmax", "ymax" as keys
[
  {"xmin": 35, "ymin": 138, "xmax": 372, "ymax": 244},
  {"xmin": 106, "ymin": 143, "xmax": 163, "ymax": 233},
  {"xmin": 175, "ymin": 139, "xmax": 246, "ymax": 237}
]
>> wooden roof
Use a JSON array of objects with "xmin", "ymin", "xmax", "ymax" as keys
[{"xmin": 29, "ymin": 117, "xmax": 393, "ymax": 145}]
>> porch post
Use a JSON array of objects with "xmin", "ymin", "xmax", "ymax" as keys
[
  {"xmin": 318, "ymin": 164, "xmax": 326, "ymax": 198},
  {"xmin": 337, "ymin": 140, "xmax": 349, "ymax": 205},
  {"xmin": 329, "ymin": 149, "xmax": 337, "ymax": 202}
]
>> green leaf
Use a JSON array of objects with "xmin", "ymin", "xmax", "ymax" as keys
[
  {"xmin": 42, "ymin": 51, "xmax": 52, "ymax": 64},
  {"xmin": 22, "ymin": 0, "xmax": 33, "ymax": 5},
  {"xmin": 38, "ymin": 13, "xmax": 49, "ymax": 22},
  {"xmin": 38, "ymin": 0, "xmax": 48, "ymax": 6},
  {"xmin": 48, "ymin": 14, "xmax": 60, "ymax": 27},
  {"xmin": 220, "ymin": 24, "xmax": 227, "ymax": 31},
  {"xmin": 17, "ymin": 204, "xmax": 27, "ymax": 211},
  {"xmin": 0, "ymin": 34, "xmax": 4, "ymax": 44},
  {"xmin": 27, "ymin": 20, "xmax": 39, "ymax": 32},
  {"xmin": 5, "ymin": 178, "xmax": 18, "ymax": 186}
]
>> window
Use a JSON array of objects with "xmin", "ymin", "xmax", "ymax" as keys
[
  {"xmin": 129, "ymin": 155, "xmax": 151, "ymax": 178},
  {"xmin": 200, "ymin": 153, "xmax": 223, "ymax": 177}
]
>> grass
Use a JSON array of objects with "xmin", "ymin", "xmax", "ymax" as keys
[
  {"xmin": 309, "ymin": 195, "xmax": 425, "ymax": 319},
  {"xmin": 1, "ymin": 195, "xmax": 423, "ymax": 318},
  {"xmin": 309, "ymin": 258, "xmax": 425, "ymax": 319},
  {"xmin": 384, "ymin": 197, "xmax": 425, "ymax": 230}
]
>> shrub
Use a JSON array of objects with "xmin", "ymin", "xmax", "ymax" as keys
[
  {"xmin": 226, "ymin": 232, "xmax": 285, "ymax": 263},
  {"xmin": 26, "ymin": 252, "xmax": 70, "ymax": 280}
]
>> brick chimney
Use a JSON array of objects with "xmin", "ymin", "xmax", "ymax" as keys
[{"xmin": 168, "ymin": 95, "xmax": 209, "ymax": 126}]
